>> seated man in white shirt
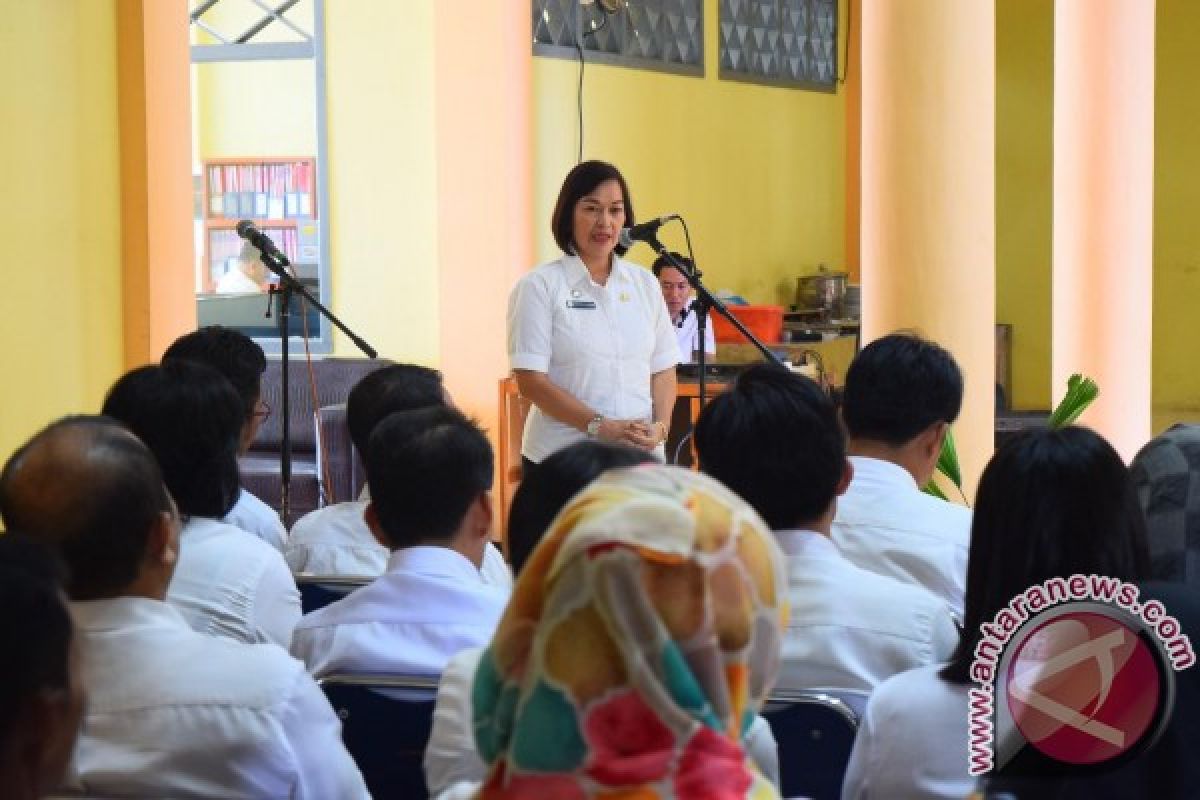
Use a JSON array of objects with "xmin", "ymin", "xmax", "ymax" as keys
[
  {"xmin": 694, "ymin": 365, "xmax": 958, "ymax": 692},
  {"xmin": 654, "ymin": 252, "xmax": 717, "ymax": 468},
  {"xmin": 653, "ymin": 252, "xmax": 716, "ymax": 363},
  {"xmin": 103, "ymin": 360, "xmax": 301, "ymax": 648},
  {"xmin": 292, "ymin": 406, "xmax": 510, "ymax": 677},
  {"xmin": 831, "ymin": 332, "xmax": 971, "ymax": 616},
  {"xmin": 163, "ymin": 325, "xmax": 286, "ymax": 553},
  {"xmin": 0, "ymin": 416, "xmax": 368, "ymax": 798},
  {"xmin": 286, "ymin": 364, "xmax": 511, "ymax": 588}
]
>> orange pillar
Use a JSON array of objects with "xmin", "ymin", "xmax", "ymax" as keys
[
  {"xmin": 117, "ymin": 0, "xmax": 195, "ymax": 367},
  {"xmin": 1052, "ymin": 0, "xmax": 1154, "ymax": 460},
  {"xmin": 860, "ymin": 1, "xmax": 996, "ymax": 491},
  {"xmin": 433, "ymin": 2, "xmax": 533, "ymax": 439}
]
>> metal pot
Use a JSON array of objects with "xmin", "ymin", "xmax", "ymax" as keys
[{"xmin": 795, "ymin": 266, "xmax": 848, "ymax": 315}]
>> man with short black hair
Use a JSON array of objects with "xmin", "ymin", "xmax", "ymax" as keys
[
  {"xmin": 163, "ymin": 325, "xmax": 285, "ymax": 552},
  {"xmin": 291, "ymin": 406, "xmax": 509, "ymax": 677},
  {"xmin": 695, "ymin": 365, "xmax": 957, "ymax": 691},
  {"xmin": 285, "ymin": 364, "xmax": 511, "ymax": 588},
  {"xmin": 0, "ymin": 417, "xmax": 368, "ymax": 798},
  {"xmin": 832, "ymin": 332, "xmax": 971, "ymax": 614}
]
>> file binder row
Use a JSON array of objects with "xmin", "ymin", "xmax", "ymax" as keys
[{"xmin": 205, "ymin": 160, "xmax": 315, "ymax": 220}]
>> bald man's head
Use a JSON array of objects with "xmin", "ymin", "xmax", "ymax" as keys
[{"xmin": 0, "ymin": 416, "xmax": 173, "ymax": 601}]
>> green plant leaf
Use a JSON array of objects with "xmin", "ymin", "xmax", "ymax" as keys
[
  {"xmin": 922, "ymin": 479, "xmax": 950, "ymax": 501},
  {"xmin": 936, "ymin": 428, "xmax": 962, "ymax": 489},
  {"xmin": 1048, "ymin": 373, "xmax": 1099, "ymax": 429}
]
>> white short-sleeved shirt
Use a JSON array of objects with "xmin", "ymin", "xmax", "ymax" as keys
[
  {"xmin": 508, "ymin": 254, "xmax": 679, "ymax": 463},
  {"xmin": 224, "ymin": 488, "xmax": 287, "ymax": 554},
  {"xmin": 166, "ymin": 516, "xmax": 301, "ymax": 649},
  {"xmin": 673, "ymin": 303, "xmax": 717, "ymax": 363},
  {"xmin": 285, "ymin": 495, "xmax": 513, "ymax": 590},
  {"xmin": 832, "ymin": 456, "xmax": 972, "ymax": 616},
  {"xmin": 65, "ymin": 597, "xmax": 369, "ymax": 799},
  {"xmin": 774, "ymin": 529, "xmax": 959, "ymax": 692},
  {"xmin": 840, "ymin": 663, "xmax": 973, "ymax": 800},
  {"xmin": 291, "ymin": 546, "xmax": 509, "ymax": 678}
]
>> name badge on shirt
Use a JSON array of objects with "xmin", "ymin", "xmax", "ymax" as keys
[{"xmin": 566, "ymin": 299, "xmax": 597, "ymax": 310}]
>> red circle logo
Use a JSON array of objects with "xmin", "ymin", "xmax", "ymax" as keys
[{"xmin": 1005, "ymin": 611, "xmax": 1161, "ymax": 765}]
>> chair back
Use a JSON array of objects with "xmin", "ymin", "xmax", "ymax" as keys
[
  {"xmin": 321, "ymin": 674, "xmax": 440, "ymax": 800},
  {"xmin": 762, "ymin": 688, "xmax": 865, "ymax": 800},
  {"xmin": 296, "ymin": 575, "xmax": 371, "ymax": 614}
]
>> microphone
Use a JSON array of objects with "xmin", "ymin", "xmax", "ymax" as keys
[
  {"xmin": 236, "ymin": 220, "xmax": 288, "ymax": 263},
  {"xmin": 618, "ymin": 214, "xmax": 678, "ymax": 250}
]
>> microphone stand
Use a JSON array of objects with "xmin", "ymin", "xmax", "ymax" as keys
[
  {"xmin": 257, "ymin": 246, "xmax": 377, "ymax": 524},
  {"xmin": 642, "ymin": 234, "xmax": 786, "ymax": 409}
]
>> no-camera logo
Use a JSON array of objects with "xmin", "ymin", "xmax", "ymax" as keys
[
  {"xmin": 1002, "ymin": 609, "xmax": 1162, "ymax": 765},
  {"xmin": 989, "ymin": 601, "xmax": 1174, "ymax": 774}
]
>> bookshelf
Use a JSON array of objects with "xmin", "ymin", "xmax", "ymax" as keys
[{"xmin": 200, "ymin": 157, "xmax": 319, "ymax": 294}]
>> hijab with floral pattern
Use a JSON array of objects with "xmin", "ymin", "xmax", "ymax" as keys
[{"xmin": 471, "ymin": 465, "xmax": 788, "ymax": 799}]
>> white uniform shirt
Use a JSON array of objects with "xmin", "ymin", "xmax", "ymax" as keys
[
  {"xmin": 425, "ymin": 646, "xmax": 781, "ymax": 797},
  {"xmin": 64, "ymin": 597, "xmax": 369, "ymax": 799},
  {"xmin": 774, "ymin": 529, "xmax": 958, "ymax": 692},
  {"xmin": 840, "ymin": 663, "xmax": 972, "ymax": 800},
  {"xmin": 673, "ymin": 303, "xmax": 717, "ymax": 363},
  {"xmin": 215, "ymin": 267, "xmax": 261, "ymax": 294},
  {"xmin": 291, "ymin": 546, "xmax": 509, "ymax": 677},
  {"xmin": 224, "ymin": 488, "xmax": 287, "ymax": 554},
  {"xmin": 285, "ymin": 496, "xmax": 513, "ymax": 589},
  {"xmin": 832, "ymin": 456, "xmax": 972, "ymax": 616},
  {"xmin": 167, "ymin": 516, "xmax": 301, "ymax": 648},
  {"xmin": 508, "ymin": 254, "xmax": 679, "ymax": 462}
]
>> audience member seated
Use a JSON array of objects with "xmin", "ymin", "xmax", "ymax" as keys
[
  {"xmin": 0, "ymin": 417, "xmax": 368, "ymax": 798},
  {"xmin": 427, "ymin": 442, "xmax": 769, "ymax": 797},
  {"xmin": 841, "ymin": 427, "xmax": 1150, "ymax": 800},
  {"xmin": 291, "ymin": 406, "xmax": 509, "ymax": 677},
  {"xmin": 1130, "ymin": 423, "xmax": 1200, "ymax": 586},
  {"xmin": 103, "ymin": 361, "xmax": 300, "ymax": 647},
  {"xmin": 163, "ymin": 325, "xmax": 286, "ymax": 553},
  {"xmin": 286, "ymin": 364, "xmax": 511, "ymax": 587},
  {"xmin": 695, "ymin": 365, "xmax": 957, "ymax": 692},
  {"xmin": 832, "ymin": 332, "xmax": 971, "ymax": 615},
  {"xmin": 0, "ymin": 535, "xmax": 83, "ymax": 800},
  {"xmin": 435, "ymin": 465, "xmax": 787, "ymax": 800}
]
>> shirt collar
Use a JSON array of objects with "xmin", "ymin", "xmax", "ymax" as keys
[
  {"xmin": 562, "ymin": 253, "xmax": 628, "ymax": 288},
  {"xmin": 773, "ymin": 528, "xmax": 841, "ymax": 558},
  {"xmin": 386, "ymin": 545, "xmax": 483, "ymax": 582},
  {"xmin": 848, "ymin": 455, "xmax": 920, "ymax": 491},
  {"xmin": 71, "ymin": 596, "xmax": 191, "ymax": 633}
]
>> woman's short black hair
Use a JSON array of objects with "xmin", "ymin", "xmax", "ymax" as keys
[
  {"xmin": 0, "ymin": 534, "xmax": 72, "ymax": 749},
  {"xmin": 550, "ymin": 160, "xmax": 635, "ymax": 257},
  {"xmin": 941, "ymin": 426, "xmax": 1151, "ymax": 684},
  {"xmin": 102, "ymin": 360, "xmax": 244, "ymax": 520},
  {"xmin": 507, "ymin": 441, "xmax": 655, "ymax": 575}
]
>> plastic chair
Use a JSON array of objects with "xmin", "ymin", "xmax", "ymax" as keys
[
  {"xmin": 762, "ymin": 688, "xmax": 865, "ymax": 800},
  {"xmin": 296, "ymin": 575, "xmax": 370, "ymax": 614},
  {"xmin": 321, "ymin": 674, "xmax": 441, "ymax": 800}
]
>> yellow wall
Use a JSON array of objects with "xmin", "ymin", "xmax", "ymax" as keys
[
  {"xmin": 995, "ymin": 0, "xmax": 1053, "ymax": 411},
  {"xmin": 533, "ymin": 0, "xmax": 847, "ymax": 306},
  {"xmin": 1153, "ymin": 0, "xmax": 1200, "ymax": 433},
  {"xmin": 0, "ymin": 1, "xmax": 125, "ymax": 458},
  {"xmin": 193, "ymin": 60, "xmax": 317, "ymax": 159},
  {"xmin": 324, "ymin": 1, "xmax": 440, "ymax": 365}
]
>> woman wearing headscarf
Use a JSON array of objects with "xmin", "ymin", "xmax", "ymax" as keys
[{"xmin": 456, "ymin": 465, "xmax": 788, "ymax": 800}]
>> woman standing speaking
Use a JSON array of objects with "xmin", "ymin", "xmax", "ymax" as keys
[{"xmin": 507, "ymin": 161, "xmax": 678, "ymax": 476}]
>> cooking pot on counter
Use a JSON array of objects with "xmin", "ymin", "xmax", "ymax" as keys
[{"xmin": 795, "ymin": 266, "xmax": 848, "ymax": 316}]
